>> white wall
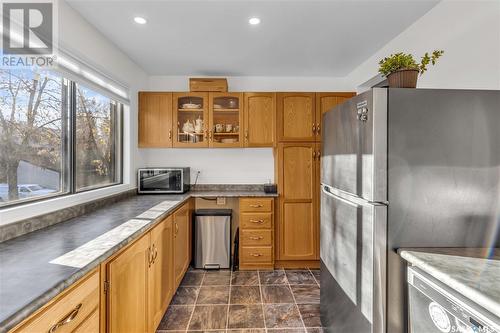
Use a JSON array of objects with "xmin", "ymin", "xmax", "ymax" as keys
[
  {"xmin": 347, "ymin": 0, "xmax": 500, "ymax": 90},
  {"xmin": 140, "ymin": 149, "xmax": 275, "ymax": 184},
  {"xmin": 140, "ymin": 75, "xmax": 354, "ymax": 184}
]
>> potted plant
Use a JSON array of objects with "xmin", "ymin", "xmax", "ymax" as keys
[{"xmin": 378, "ymin": 50, "xmax": 444, "ymax": 88}]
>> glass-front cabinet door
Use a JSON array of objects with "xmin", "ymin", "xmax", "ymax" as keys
[
  {"xmin": 173, "ymin": 92, "xmax": 209, "ymax": 147},
  {"xmin": 209, "ymin": 92, "xmax": 243, "ymax": 148}
]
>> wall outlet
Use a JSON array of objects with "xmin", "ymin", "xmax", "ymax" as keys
[{"xmin": 216, "ymin": 197, "xmax": 226, "ymax": 205}]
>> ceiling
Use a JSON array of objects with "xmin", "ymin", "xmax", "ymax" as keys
[{"xmin": 66, "ymin": 0, "xmax": 439, "ymax": 76}]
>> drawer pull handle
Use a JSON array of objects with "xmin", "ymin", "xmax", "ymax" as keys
[
  {"xmin": 250, "ymin": 219, "xmax": 264, "ymax": 224},
  {"xmin": 48, "ymin": 303, "xmax": 82, "ymax": 333},
  {"xmin": 249, "ymin": 236, "xmax": 263, "ymax": 240},
  {"xmin": 250, "ymin": 253, "xmax": 262, "ymax": 257},
  {"xmin": 249, "ymin": 204, "xmax": 263, "ymax": 208}
]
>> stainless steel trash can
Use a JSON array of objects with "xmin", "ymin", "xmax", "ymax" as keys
[{"xmin": 194, "ymin": 209, "xmax": 232, "ymax": 269}]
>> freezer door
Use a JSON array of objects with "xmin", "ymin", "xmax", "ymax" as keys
[
  {"xmin": 320, "ymin": 185, "xmax": 387, "ymax": 333},
  {"xmin": 321, "ymin": 88, "xmax": 387, "ymax": 202}
]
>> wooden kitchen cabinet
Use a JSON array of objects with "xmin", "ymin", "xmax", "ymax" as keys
[
  {"xmin": 139, "ymin": 92, "xmax": 173, "ymax": 148},
  {"xmin": 9, "ymin": 269, "xmax": 99, "ymax": 333},
  {"xmin": 173, "ymin": 92, "xmax": 209, "ymax": 148},
  {"xmin": 209, "ymin": 92, "xmax": 244, "ymax": 147},
  {"xmin": 173, "ymin": 202, "xmax": 190, "ymax": 288},
  {"xmin": 315, "ymin": 92, "xmax": 355, "ymax": 141},
  {"xmin": 239, "ymin": 198, "xmax": 275, "ymax": 270},
  {"xmin": 107, "ymin": 234, "xmax": 149, "ymax": 333},
  {"xmin": 148, "ymin": 216, "xmax": 174, "ymax": 333},
  {"xmin": 243, "ymin": 93, "xmax": 276, "ymax": 147},
  {"xmin": 277, "ymin": 143, "xmax": 318, "ymax": 261},
  {"xmin": 277, "ymin": 93, "xmax": 316, "ymax": 142}
]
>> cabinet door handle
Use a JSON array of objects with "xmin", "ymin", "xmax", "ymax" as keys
[
  {"xmin": 249, "ymin": 236, "xmax": 263, "ymax": 240},
  {"xmin": 317, "ymin": 150, "xmax": 321, "ymax": 159},
  {"xmin": 312, "ymin": 124, "xmax": 316, "ymax": 134},
  {"xmin": 245, "ymin": 130, "xmax": 249, "ymax": 141},
  {"xmin": 250, "ymin": 253, "xmax": 262, "ymax": 257},
  {"xmin": 153, "ymin": 245, "xmax": 158, "ymax": 263},
  {"xmin": 316, "ymin": 123, "xmax": 320, "ymax": 135},
  {"xmin": 168, "ymin": 129, "xmax": 172, "ymax": 140},
  {"xmin": 249, "ymin": 204, "xmax": 262, "ymax": 208},
  {"xmin": 249, "ymin": 219, "xmax": 264, "ymax": 224},
  {"xmin": 148, "ymin": 246, "xmax": 153, "ymax": 267},
  {"xmin": 313, "ymin": 151, "xmax": 317, "ymax": 160},
  {"xmin": 48, "ymin": 304, "xmax": 82, "ymax": 333},
  {"xmin": 204, "ymin": 130, "xmax": 208, "ymax": 140},
  {"xmin": 175, "ymin": 223, "xmax": 179, "ymax": 237},
  {"xmin": 209, "ymin": 131, "xmax": 213, "ymax": 141}
]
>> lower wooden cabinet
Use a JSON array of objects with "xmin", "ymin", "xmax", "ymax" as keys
[
  {"xmin": 277, "ymin": 143, "xmax": 320, "ymax": 261},
  {"xmin": 173, "ymin": 202, "xmax": 190, "ymax": 288},
  {"xmin": 107, "ymin": 234, "xmax": 149, "ymax": 333},
  {"xmin": 106, "ymin": 207, "xmax": 187, "ymax": 333},
  {"xmin": 9, "ymin": 269, "xmax": 99, "ymax": 333},
  {"xmin": 239, "ymin": 198, "xmax": 275, "ymax": 270},
  {"xmin": 148, "ymin": 216, "xmax": 174, "ymax": 332}
]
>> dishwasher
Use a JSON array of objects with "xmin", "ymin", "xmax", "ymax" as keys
[
  {"xmin": 408, "ymin": 266, "xmax": 500, "ymax": 333},
  {"xmin": 193, "ymin": 209, "xmax": 232, "ymax": 269}
]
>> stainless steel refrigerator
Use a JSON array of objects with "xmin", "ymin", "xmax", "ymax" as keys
[{"xmin": 320, "ymin": 88, "xmax": 500, "ymax": 333}]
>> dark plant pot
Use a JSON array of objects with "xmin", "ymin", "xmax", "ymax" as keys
[{"xmin": 387, "ymin": 69, "xmax": 419, "ymax": 88}]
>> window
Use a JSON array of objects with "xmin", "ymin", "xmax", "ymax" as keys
[
  {"xmin": 75, "ymin": 84, "xmax": 121, "ymax": 191},
  {"xmin": 0, "ymin": 68, "xmax": 123, "ymax": 207}
]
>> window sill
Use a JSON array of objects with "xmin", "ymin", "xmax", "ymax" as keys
[{"xmin": 0, "ymin": 184, "xmax": 134, "ymax": 227}]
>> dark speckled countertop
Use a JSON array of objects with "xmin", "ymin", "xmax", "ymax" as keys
[{"xmin": 0, "ymin": 190, "xmax": 276, "ymax": 332}]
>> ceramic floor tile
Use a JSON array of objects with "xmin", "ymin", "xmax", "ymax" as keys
[
  {"xmin": 261, "ymin": 285, "xmax": 294, "ymax": 304},
  {"xmin": 203, "ymin": 273, "xmax": 232, "ymax": 286},
  {"xmin": 188, "ymin": 305, "xmax": 228, "ymax": 330},
  {"xmin": 263, "ymin": 304, "xmax": 304, "ymax": 328},
  {"xmin": 306, "ymin": 328, "xmax": 324, "ymax": 333},
  {"xmin": 230, "ymin": 286, "xmax": 262, "ymax": 304},
  {"xmin": 181, "ymin": 272, "xmax": 205, "ymax": 286},
  {"xmin": 291, "ymin": 285, "xmax": 320, "ymax": 304},
  {"xmin": 196, "ymin": 286, "xmax": 230, "ymax": 304},
  {"xmin": 267, "ymin": 330, "xmax": 307, "ymax": 333},
  {"xmin": 231, "ymin": 271, "xmax": 259, "ymax": 286},
  {"xmin": 227, "ymin": 330, "xmax": 266, "ymax": 333},
  {"xmin": 310, "ymin": 270, "xmax": 320, "ymax": 285},
  {"xmin": 157, "ymin": 305, "xmax": 193, "ymax": 331},
  {"xmin": 259, "ymin": 270, "xmax": 288, "ymax": 285},
  {"xmin": 285, "ymin": 271, "xmax": 316, "ymax": 285},
  {"xmin": 171, "ymin": 287, "xmax": 199, "ymax": 305},
  {"xmin": 227, "ymin": 304, "xmax": 265, "ymax": 329},
  {"xmin": 297, "ymin": 304, "xmax": 321, "ymax": 327}
]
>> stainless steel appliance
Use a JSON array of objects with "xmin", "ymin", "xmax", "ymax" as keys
[
  {"xmin": 320, "ymin": 88, "xmax": 500, "ymax": 333},
  {"xmin": 137, "ymin": 168, "xmax": 190, "ymax": 194},
  {"xmin": 194, "ymin": 209, "xmax": 232, "ymax": 269},
  {"xmin": 408, "ymin": 267, "xmax": 500, "ymax": 333}
]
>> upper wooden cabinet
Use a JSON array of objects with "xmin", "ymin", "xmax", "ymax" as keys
[
  {"xmin": 315, "ymin": 92, "xmax": 356, "ymax": 141},
  {"xmin": 209, "ymin": 92, "xmax": 244, "ymax": 148},
  {"xmin": 277, "ymin": 93, "xmax": 316, "ymax": 142},
  {"xmin": 243, "ymin": 93, "xmax": 276, "ymax": 147},
  {"xmin": 173, "ymin": 92, "xmax": 209, "ymax": 148},
  {"xmin": 139, "ymin": 92, "xmax": 173, "ymax": 148}
]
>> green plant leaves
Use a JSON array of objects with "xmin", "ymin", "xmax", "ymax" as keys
[{"xmin": 378, "ymin": 50, "xmax": 444, "ymax": 77}]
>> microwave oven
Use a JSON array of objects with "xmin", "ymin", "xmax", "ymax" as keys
[{"xmin": 137, "ymin": 168, "xmax": 190, "ymax": 194}]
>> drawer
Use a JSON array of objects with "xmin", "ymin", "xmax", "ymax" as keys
[
  {"xmin": 240, "ymin": 198, "xmax": 273, "ymax": 212},
  {"xmin": 241, "ymin": 247, "xmax": 273, "ymax": 263},
  {"xmin": 13, "ymin": 270, "xmax": 99, "ymax": 333},
  {"xmin": 240, "ymin": 213, "xmax": 272, "ymax": 229},
  {"xmin": 73, "ymin": 310, "xmax": 99, "ymax": 333},
  {"xmin": 240, "ymin": 230, "xmax": 272, "ymax": 246}
]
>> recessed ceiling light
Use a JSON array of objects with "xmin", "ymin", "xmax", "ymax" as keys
[
  {"xmin": 134, "ymin": 16, "xmax": 147, "ymax": 25},
  {"xmin": 249, "ymin": 17, "xmax": 261, "ymax": 25}
]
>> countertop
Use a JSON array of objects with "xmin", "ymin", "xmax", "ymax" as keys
[
  {"xmin": 0, "ymin": 190, "xmax": 276, "ymax": 332},
  {"xmin": 399, "ymin": 248, "xmax": 500, "ymax": 317}
]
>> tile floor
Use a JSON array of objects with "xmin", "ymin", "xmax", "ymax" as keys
[{"xmin": 157, "ymin": 268, "xmax": 322, "ymax": 333}]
